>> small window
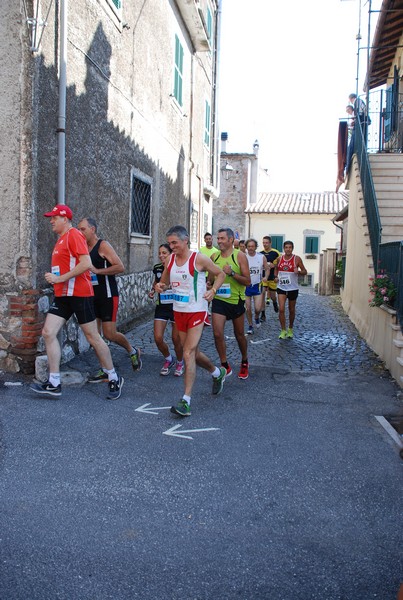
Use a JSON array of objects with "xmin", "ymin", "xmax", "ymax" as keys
[
  {"xmin": 173, "ymin": 35, "xmax": 184, "ymax": 107},
  {"xmin": 298, "ymin": 273, "xmax": 313, "ymax": 287},
  {"xmin": 305, "ymin": 236, "xmax": 319, "ymax": 254},
  {"xmin": 204, "ymin": 100, "xmax": 211, "ymax": 146},
  {"xmin": 270, "ymin": 235, "xmax": 284, "ymax": 252},
  {"xmin": 131, "ymin": 172, "xmax": 151, "ymax": 237}
]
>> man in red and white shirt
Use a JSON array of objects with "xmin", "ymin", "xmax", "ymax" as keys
[
  {"xmin": 30, "ymin": 204, "xmax": 123, "ymax": 400},
  {"xmin": 274, "ymin": 240, "xmax": 307, "ymax": 340},
  {"xmin": 155, "ymin": 225, "xmax": 226, "ymax": 417}
]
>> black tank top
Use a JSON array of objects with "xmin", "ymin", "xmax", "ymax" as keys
[{"xmin": 89, "ymin": 239, "xmax": 119, "ymax": 299}]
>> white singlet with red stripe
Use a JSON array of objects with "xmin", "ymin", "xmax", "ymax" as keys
[{"xmin": 167, "ymin": 251, "xmax": 208, "ymax": 313}]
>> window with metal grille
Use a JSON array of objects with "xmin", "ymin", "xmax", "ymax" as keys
[
  {"xmin": 270, "ymin": 235, "xmax": 284, "ymax": 252},
  {"xmin": 204, "ymin": 100, "xmax": 211, "ymax": 146},
  {"xmin": 173, "ymin": 35, "xmax": 184, "ymax": 107},
  {"xmin": 305, "ymin": 236, "xmax": 319, "ymax": 254},
  {"xmin": 131, "ymin": 173, "xmax": 151, "ymax": 236}
]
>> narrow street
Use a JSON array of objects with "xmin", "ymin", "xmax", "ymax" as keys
[{"xmin": 0, "ymin": 292, "xmax": 402, "ymax": 600}]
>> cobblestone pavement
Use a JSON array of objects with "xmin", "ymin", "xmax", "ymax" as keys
[{"xmin": 125, "ymin": 291, "xmax": 386, "ymax": 376}]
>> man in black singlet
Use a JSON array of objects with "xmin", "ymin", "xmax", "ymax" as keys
[{"xmin": 77, "ymin": 218, "xmax": 142, "ymax": 380}]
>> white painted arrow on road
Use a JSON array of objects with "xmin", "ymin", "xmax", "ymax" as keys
[
  {"xmin": 250, "ymin": 337, "xmax": 271, "ymax": 344},
  {"xmin": 135, "ymin": 403, "xmax": 171, "ymax": 415},
  {"xmin": 163, "ymin": 424, "xmax": 220, "ymax": 440}
]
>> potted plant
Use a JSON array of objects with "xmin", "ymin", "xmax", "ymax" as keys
[{"xmin": 368, "ymin": 270, "xmax": 396, "ymax": 308}]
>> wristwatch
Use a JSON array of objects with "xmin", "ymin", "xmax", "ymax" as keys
[{"xmin": 230, "ymin": 269, "xmax": 235, "ymax": 277}]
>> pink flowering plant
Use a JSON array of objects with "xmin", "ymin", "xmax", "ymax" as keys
[{"xmin": 368, "ymin": 270, "xmax": 396, "ymax": 307}]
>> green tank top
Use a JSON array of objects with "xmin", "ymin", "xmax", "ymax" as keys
[{"xmin": 212, "ymin": 249, "xmax": 245, "ymax": 304}]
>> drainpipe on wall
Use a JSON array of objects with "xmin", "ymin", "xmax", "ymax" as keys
[
  {"xmin": 57, "ymin": 0, "xmax": 67, "ymax": 205},
  {"xmin": 249, "ymin": 139, "xmax": 259, "ymax": 205}
]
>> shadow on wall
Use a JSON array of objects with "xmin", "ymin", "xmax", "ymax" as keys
[{"xmin": 35, "ymin": 21, "xmax": 188, "ymax": 286}]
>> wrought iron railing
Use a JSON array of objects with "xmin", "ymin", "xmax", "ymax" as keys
[
  {"xmin": 352, "ymin": 103, "xmax": 403, "ymax": 333},
  {"xmin": 354, "ymin": 117, "xmax": 382, "ymax": 269}
]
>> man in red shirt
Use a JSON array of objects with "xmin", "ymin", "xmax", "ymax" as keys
[{"xmin": 30, "ymin": 205, "xmax": 123, "ymax": 399}]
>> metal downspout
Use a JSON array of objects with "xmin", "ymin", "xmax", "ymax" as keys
[{"xmin": 57, "ymin": 0, "xmax": 67, "ymax": 204}]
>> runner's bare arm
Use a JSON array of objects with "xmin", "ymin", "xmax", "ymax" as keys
[
  {"xmin": 90, "ymin": 240, "xmax": 124, "ymax": 275},
  {"xmin": 296, "ymin": 255, "xmax": 307, "ymax": 276},
  {"xmin": 196, "ymin": 253, "xmax": 226, "ymax": 301},
  {"xmin": 234, "ymin": 251, "xmax": 251, "ymax": 286},
  {"xmin": 154, "ymin": 266, "xmax": 170, "ymax": 293},
  {"xmin": 45, "ymin": 254, "xmax": 92, "ymax": 285}
]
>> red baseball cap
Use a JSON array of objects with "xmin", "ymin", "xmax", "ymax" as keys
[{"xmin": 44, "ymin": 204, "xmax": 73, "ymax": 220}]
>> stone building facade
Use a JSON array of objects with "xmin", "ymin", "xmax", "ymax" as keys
[{"xmin": 0, "ymin": 0, "xmax": 221, "ymax": 373}]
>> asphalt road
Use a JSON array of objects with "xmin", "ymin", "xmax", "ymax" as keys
[{"xmin": 0, "ymin": 293, "xmax": 402, "ymax": 600}]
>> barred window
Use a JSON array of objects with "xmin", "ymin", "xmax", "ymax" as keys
[{"xmin": 131, "ymin": 172, "xmax": 151, "ymax": 237}]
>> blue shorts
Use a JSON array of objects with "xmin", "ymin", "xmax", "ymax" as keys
[{"xmin": 245, "ymin": 283, "xmax": 262, "ymax": 297}]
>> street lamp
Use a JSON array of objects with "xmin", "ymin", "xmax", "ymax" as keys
[{"xmin": 221, "ymin": 161, "xmax": 234, "ymax": 181}]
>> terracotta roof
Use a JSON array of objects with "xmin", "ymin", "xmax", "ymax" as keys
[
  {"xmin": 367, "ymin": 0, "xmax": 403, "ymax": 90},
  {"xmin": 246, "ymin": 192, "xmax": 349, "ymax": 215}
]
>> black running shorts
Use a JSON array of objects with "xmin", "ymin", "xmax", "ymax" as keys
[{"xmin": 48, "ymin": 296, "xmax": 96, "ymax": 324}]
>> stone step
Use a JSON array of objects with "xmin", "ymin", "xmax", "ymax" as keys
[
  {"xmin": 393, "ymin": 339, "xmax": 403, "ymax": 349},
  {"xmin": 369, "ymin": 154, "xmax": 403, "ymax": 165}
]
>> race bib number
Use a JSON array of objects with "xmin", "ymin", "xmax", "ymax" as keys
[
  {"xmin": 279, "ymin": 275, "xmax": 291, "ymax": 286},
  {"xmin": 173, "ymin": 293, "xmax": 190, "ymax": 304},
  {"xmin": 52, "ymin": 265, "xmax": 60, "ymax": 277},
  {"xmin": 90, "ymin": 272, "xmax": 99, "ymax": 286},
  {"xmin": 160, "ymin": 289, "xmax": 173, "ymax": 304},
  {"xmin": 216, "ymin": 283, "xmax": 231, "ymax": 298}
]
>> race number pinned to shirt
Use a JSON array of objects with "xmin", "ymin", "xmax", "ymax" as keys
[
  {"xmin": 216, "ymin": 283, "xmax": 231, "ymax": 298},
  {"xmin": 160, "ymin": 289, "xmax": 174, "ymax": 304}
]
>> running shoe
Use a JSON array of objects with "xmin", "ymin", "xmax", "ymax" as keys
[
  {"xmin": 130, "ymin": 348, "xmax": 142, "ymax": 371},
  {"xmin": 30, "ymin": 380, "xmax": 61, "ymax": 397},
  {"xmin": 266, "ymin": 299, "xmax": 271, "ymax": 306},
  {"xmin": 273, "ymin": 301, "xmax": 279, "ymax": 313},
  {"xmin": 287, "ymin": 327, "xmax": 294, "ymax": 338},
  {"xmin": 174, "ymin": 361, "xmax": 185, "ymax": 377},
  {"xmin": 238, "ymin": 363, "xmax": 249, "ymax": 380},
  {"xmin": 255, "ymin": 318, "xmax": 261, "ymax": 329},
  {"xmin": 260, "ymin": 312, "xmax": 266, "ymax": 322},
  {"xmin": 171, "ymin": 399, "xmax": 191, "ymax": 416},
  {"xmin": 224, "ymin": 363, "xmax": 233, "ymax": 377},
  {"xmin": 107, "ymin": 375, "xmax": 124, "ymax": 400},
  {"xmin": 88, "ymin": 369, "xmax": 108, "ymax": 383},
  {"xmin": 247, "ymin": 325, "xmax": 254, "ymax": 335},
  {"xmin": 160, "ymin": 358, "xmax": 174, "ymax": 376},
  {"xmin": 278, "ymin": 329, "xmax": 287, "ymax": 339},
  {"xmin": 212, "ymin": 366, "xmax": 226, "ymax": 395}
]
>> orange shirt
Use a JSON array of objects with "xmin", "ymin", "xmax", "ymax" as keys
[{"xmin": 51, "ymin": 228, "xmax": 93, "ymax": 297}]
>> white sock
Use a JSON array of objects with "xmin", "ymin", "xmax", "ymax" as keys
[
  {"xmin": 104, "ymin": 368, "xmax": 118, "ymax": 382},
  {"xmin": 211, "ymin": 367, "xmax": 221, "ymax": 378},
  {"xmin": 49, "ymin": 373, "xmax": 60, "ymax": 386},
  {"xmin": 183, "ymin": 395, "xmax": 191, "ymax": 404},
  {"xmin": 164, "ymin": 354, "xmax": 173, "ymax": 363}
]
